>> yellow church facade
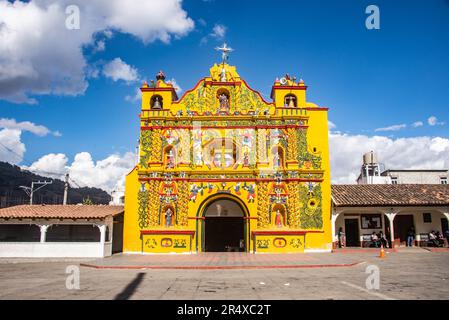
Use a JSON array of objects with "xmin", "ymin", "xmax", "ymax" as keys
[{"xmin": 124, "ymin": 51, "xmax": 331, "ymax": 254}]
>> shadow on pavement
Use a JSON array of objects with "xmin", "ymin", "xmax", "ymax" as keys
[{"xmin": 114, "ymin": 272, "xmax": 145, "ymax": 300}]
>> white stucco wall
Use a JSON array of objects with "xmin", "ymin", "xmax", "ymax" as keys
[
  {"xmin": 0, "ymin": 242, "xmax": 113, "ymax": 258},
  {"xmin": 0, "ymin": 217, "xmax": 115, "ymax": 258},
  {"xmin": 386, "ymin": 171, "xmax": 448, "ymax": 184}
]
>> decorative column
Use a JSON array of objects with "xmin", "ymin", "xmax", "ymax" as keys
[
  {"xmin": 384, "ymin": 211, "xmax": 397, "ymax": 248},
  {"xmin": 108, "ymin": 220, "xmax": 113, "ymax": 243},
  {"xmin": 331, "ymin": 210, "xmax": 341, "ymax": 247},
  {"xmin": 149, "ymin": 129, "xmax": 162, "ymax": 163},
  {"xmin": 287, "ymin": 181, "xmax": 300, "ymax": 227},
  {"xmin": 257, "ymin": 129, "xmax": 268, "ymax": 164},
  {"xmin": 39, "ymin": 224, "xmax": 51, "ymax": 243},
  {"xmin": 443, "ymin": 212, "xmax": 449, "ymax": 222},
  {"xmin": 286, "ymin": 127, "xmax": 299, "ymax": 168},
  {"xmin": 256, "ymin": 181, "xmax": 269, "ymax": 228},
  {"xmin": 96, "ymin": 224, "xmax": 106, "ymax": 244}
]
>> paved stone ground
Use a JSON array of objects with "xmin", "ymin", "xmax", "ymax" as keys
[
  {"xmin": 79, "ymin": 251, "xmax": 362, "ymax": 268},
  {"xmin": 0, "ymin": 249, "xmax": 448, "ymax": 300}
]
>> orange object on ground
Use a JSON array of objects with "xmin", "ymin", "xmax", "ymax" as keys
[{"xmin": 379, "ymin": 244, "xmax": 385, "ymax": 258}]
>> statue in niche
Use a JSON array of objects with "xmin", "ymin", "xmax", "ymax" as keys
[
  {"xmin": 220, "ymin": 68, "xmax": 227, "ymax": 82},
  {"xmin": 273, "ymin": 151, "xmax": 281, "ymax": 168},
  {"xmin": 165, "ymin": 208, "xmax": 173, "ymax": 227},
  {"xmin": 219, "ymin": 93, "xmax": 229, "ymax": 112},
  {"xmin": 243, "ymin": 151, "xmax": 249, "ymax": 166},
  {"xmin": 152, "ymin": 96, "xmax": 162, "ymax": 109},
  {"xmin": 275, "ymin": 210, "xmax": 283, "ymax": 228},
  {"xmin": 166, "ymin": 149, "xmax": 175, "ymax": 168}
]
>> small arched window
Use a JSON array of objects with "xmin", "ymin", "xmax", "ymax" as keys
[
  {"xmin": 150, "ymin": 95, "xmax": 163, "ymax": 109},
  {"xmin": 284, "ymin": 94, "xmax": 297, "ymax": 107}
]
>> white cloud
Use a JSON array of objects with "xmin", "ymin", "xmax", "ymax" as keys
[
  {"xmin": 103, "ymin": 58, "xmax": 139, "ymax": 82},
  {"xmin": 428, "ymin": 116, "xmax": 438, "ymax": 126},
  {"xmin": 0, "ymin": 129, "xmax": 25, "ymax": 164},
  {"xmin": 328, "ymin": 121, "xmax": 336, "ymax": 130},
  {"xmin": 329, "ymin": 131, "xmax": 449, "ymax": 184},
  {"xmin": 211, "ymin": 24, "xmax": 226, "ymax": 39},
  {"xmin": 0, "ymin": 0, "xmax": 194, "ymax": 104},
  {"xmin": 428, "ymin": 116, "xmax": 444, "ymax": 126},
  {"xmin": 200, "ymin": 23, "xmax": 227, "ymax": 44},
  {"xmin": 412, "ymin": 121, "xmax": 423, "ymax": 128},
  {"xmin": 374, "ymin": 124, "xmax": 407, "ymax": 132},
  {"xmin": 24, "ymin": 153, "xmax": 68, "ymax": 178},
  {"xmin": 93, "ymin": 40, "xmax": 106, "ymax": 53},
  {"xmin": 0, "ymin": 118, "xmax": 60, "ymax": 136},
  {"xmin": 125, "ymin": 88, "xmax": 141, "ymax": 103},
  {"xmin": 0, "ymin": 118, "xmax": 60, "ymax": 164},
  {"xmin": 167, "ymin": 78, "xmax": 183, "ymax": 94},
  {"xmin": 25, "ymin": 151, "xmax": 136, "ymax": 192}
]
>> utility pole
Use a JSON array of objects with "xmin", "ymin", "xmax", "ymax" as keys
[
  {"xmin": 20, "ymin": 180, "xmax": 53, "ymax": 205},
  {"xmin": 63, "ymin": 173, "xmax": 69, "ymax": 205}
]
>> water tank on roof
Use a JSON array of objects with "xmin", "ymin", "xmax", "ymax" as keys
[{"xmin": 363, "ymin": 151, "xmax": 378, "ymax": 165}]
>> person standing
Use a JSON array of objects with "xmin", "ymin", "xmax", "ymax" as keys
[
  {"xmin": 445, "ymin": 229, "xmax": 449, "ymax": 248},
  {"xmin": 370, "ymin": 232, "xmax": 379, "ymax": 248},
  {"xmin": 337, "ymin": 227, "xmax": 345, "ymax": 248},
  {"xmin": 407, "ymin": 226, "xmax": 415, "ymax": 247},
  {"xmin": 379, "ymin": 231, "xmax": 388, "ymax": 248}
]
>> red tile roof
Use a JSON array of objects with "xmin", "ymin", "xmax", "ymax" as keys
[
  {"xmin": 332, "ymin": 184, "xmax": 449, "ymax": 207},
  {"xmin": 0, "ymin": 205, "xmax": 124, "ymax": 219}
]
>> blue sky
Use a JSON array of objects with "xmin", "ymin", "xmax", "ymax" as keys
[{"xmin": 0, "ymin": 0, "xmax": 448, "ymax": 188}]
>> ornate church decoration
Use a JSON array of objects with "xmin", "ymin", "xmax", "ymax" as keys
[
  {"xmin": 176, "ymin": 181, "xmax": 189, "ymax": 226},
  {"xmin": 159, "ymin": 174, "xmax": 178, "ymax": 204},
  {"xmin": 149, "ymin": 129, "xmax": 162, "ymax": 163},
  {"xmin": 256, "ymin": 181, "xmax": 270, "ymax": 228},
  {"xmin": 298, "ymin": 182, "xmax": 323, "ymax": 229},
  {"xmin": 287, "ymin": 181, "xmax": 300, "ymax": 228},
  {"xmin": 147, "ymin": 180, "xmax": 160, "ymax": 226},
  {"xmin": 297, "ymin": 128, "xmax": 321, "ymax": 169},
  {"xmin": 137, "ymin": 183, "xmax": 149, "ymax": 228},
  {"xmin": 139, "ymin": 130, "xmax": 152, "ymax": 168},
  {"xmin": 242, "ymin": 182, "xmax": 256, "ymax": 203},
  {"xmin": 268, "ymin": 178, "xmax": 288, "ymax": 204},
  {"xmin": 126, "ymin": 44, "xmax": 331, "ymax": 254}
]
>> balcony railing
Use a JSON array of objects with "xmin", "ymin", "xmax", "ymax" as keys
[{"xmin": 141, "ymin": 110, "xmax": 170, "ymax": 118}]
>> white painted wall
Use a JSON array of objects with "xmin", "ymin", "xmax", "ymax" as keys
[
  {"xmin": 385, "ymin": 171, "xmax": 448, "ymax": 184},
  {"xmin": 409, "ymin": 212, "xmax": 445, "ymax": 239},
  {"xmin": 0, "ymin": 242, "xmax": 113, "ymax": 258}
]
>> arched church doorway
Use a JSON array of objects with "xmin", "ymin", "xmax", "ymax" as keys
[{"xmin": 203, "ymin": 198, "xmax": 246, "ymax": 252}]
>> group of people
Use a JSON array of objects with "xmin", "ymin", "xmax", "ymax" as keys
[
  {"xmin": 337, "ymin": 226, "xmax": 449, "ymax": 248},
  {"xmin": 428, "ymin": 230, "xmax": 446, "ymax": 247},
  {"xmin": 406, "ymin": 227, "xmax": 449, "ymax": 247},
  {"xmin": 369, "ymin": 231, "xmax": 389, "ymax": 248}
]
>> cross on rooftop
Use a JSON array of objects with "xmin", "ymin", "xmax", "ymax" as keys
[{"xmin": 215, "ymin": 43, "xmax": 234, "ymax": 64}]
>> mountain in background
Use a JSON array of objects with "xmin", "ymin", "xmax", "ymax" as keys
[{"xmin": 0, "ymin": 161, "xmax": 111, "ymax": 208}]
